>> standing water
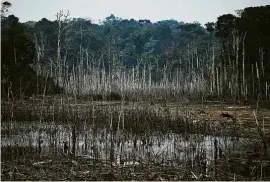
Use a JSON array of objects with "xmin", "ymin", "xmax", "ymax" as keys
[{"xmin": 1, "ymin": 121, "xmax": 245, "ymax": 167}]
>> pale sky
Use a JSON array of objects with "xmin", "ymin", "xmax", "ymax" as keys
[{"xmin": 6, "ymin": 0, "xmax": 270, "ymax": 24}]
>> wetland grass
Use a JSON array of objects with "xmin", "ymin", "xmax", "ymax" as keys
[{"xmin": 1, "ymin": 95, "xmax": 270, "ymax": 180}]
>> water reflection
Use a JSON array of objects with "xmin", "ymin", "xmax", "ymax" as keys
[{"xmin": 1, "ymin": 121, "xmax": 244, "ymax": 166}]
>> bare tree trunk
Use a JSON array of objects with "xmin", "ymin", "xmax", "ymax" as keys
[
  {"xmin": 242, "ymin": 32, "xmax": 247, "ymax": 99},
  {"xmin": 55, "ymin": 10, "xmax": 70, "ymax": 87}
]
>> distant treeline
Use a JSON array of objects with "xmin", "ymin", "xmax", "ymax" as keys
[{"xmin": 1, "ymin": 1, "xmax": 270, "ymax": 101}]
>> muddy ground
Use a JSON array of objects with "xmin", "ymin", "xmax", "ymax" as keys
[{"xmin": 1, "ymin": 97, "xmax": 270, "ymax": 181}]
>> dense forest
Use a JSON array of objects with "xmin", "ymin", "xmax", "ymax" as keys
[{"xmin": 1, "ymin": 2, "xmax": 270, "ymax": 102}]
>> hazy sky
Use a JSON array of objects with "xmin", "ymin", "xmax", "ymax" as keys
[{"xmin": 7, "ymin": 0, "xmax": 270, "ymax": 24}]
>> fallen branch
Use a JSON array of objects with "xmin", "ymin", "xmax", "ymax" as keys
[
  {"xmin": 191, "ymin": 171, "xmax": 198, "ymax": 179},
  {"xmin": 32, "ymin": 160, "xmax": 52, "ymax": 166}
]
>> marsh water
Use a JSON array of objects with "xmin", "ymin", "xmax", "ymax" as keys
[{"xmin": 1, "ymin": 120, "xmax": 245, "ymax": 166}]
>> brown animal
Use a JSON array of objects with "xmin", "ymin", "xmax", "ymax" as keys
[{"xmin": 220, "ymin": 113, "xmax": 234, "ymax": 119}]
